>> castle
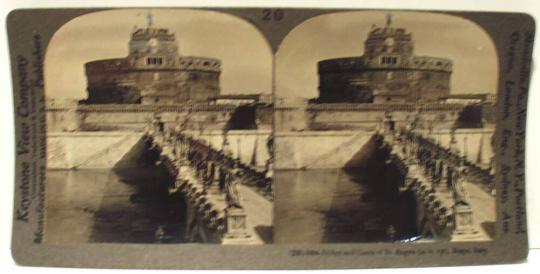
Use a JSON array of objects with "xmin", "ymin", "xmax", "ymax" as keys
[
  {"xmin": 83, "ymin": 22, "xmax": 221, "ymax": 104},
  {"xmin": 273, "ymin": 16, "xmax": 495, "ymax": 132},
  {"xmin": 317, "ymin": 16, "xmax": 453, "ymax": 104},
  {"xmin": 48, "ymin": 17, "xmax": 273, "ymax": 132},
  {"xmin": 56, "ymin": 15, "xmax": 494, "ymax": 133}
]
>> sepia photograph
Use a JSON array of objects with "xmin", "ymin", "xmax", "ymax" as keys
[
  {"xmin": 44, "ymin": 9, "xmax": 274, "ymax": 245},
  {"xmin": 6, "ymin": 4, "xmax": 535, "ymax": 269},
  {"xmin": 273, "ymin": 11, "xmax": 497, "ymax": 243}
]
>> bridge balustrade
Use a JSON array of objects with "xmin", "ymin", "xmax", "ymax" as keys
[
  {"xmin": 151, "ymin": 127, "xmax": 273, "ymax": 201},
  {"xmin": 377, "ymin": 128, "xmax": 490, "ymax": 239},
  {"xmin": 398, "ymin": 129, "xmax": 494, "ymax": 194},
  {"xmin": 148, "ymin": 126, "xmax": 273, "ymax": 243}
]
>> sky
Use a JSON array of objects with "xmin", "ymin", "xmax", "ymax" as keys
[
  {"xmin": 276, "ymin": 11, "xmax": 499, "ymax": 99},
  {"xmin": 45, "ymin": 10, "xmax": 499, "ymax": 101},
  {"xmin": 44, "ymin": 9, "xmax": 273, "ymax": 99}
]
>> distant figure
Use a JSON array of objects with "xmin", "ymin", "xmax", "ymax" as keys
[
  {"xmin": 218, "ymin": 165, "xmax": 227, "ymax": 192},
  {"xmin": 155, "ymin": 225, "xmax": 166, "ymax": 243},
  {"xmin": 207, "ymin": 161, "xmax": 216, "ymax": 185},
  {"xmin": 158, "ymin": 120, "xmax": 165, "ymax": 133}
]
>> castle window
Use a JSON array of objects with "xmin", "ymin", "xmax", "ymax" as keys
[
  {"xmin": 146, "ymin": 57, "xmax": 163, "ymax": 65},
  {"xmin": 380, "ymin": 56, "xmax": 398, "ymax": 65}
]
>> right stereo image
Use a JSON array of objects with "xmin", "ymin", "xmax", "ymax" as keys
[{"xmin": 273, "ymin": 11, "xmax": 497, "ymax": 244}]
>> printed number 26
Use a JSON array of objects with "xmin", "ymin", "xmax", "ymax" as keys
[{"xmin": 262, "ymin": 9, "xmax": 284, "ymax": 21}]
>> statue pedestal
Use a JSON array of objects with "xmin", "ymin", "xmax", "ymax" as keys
[
  {"xmin": 222, "ymin": 208, "xmax": 254, "ymax": 245},
  {"xmin": 434, "ymin": 183, "xmax": 449, "ymax": 192},
  {"xmin": 207, "ymin": 184, "xmax": 221, "ymax": 195},
  {"xmin": 451, "ymin": 204, "xmax": 480, "ymax": 241}
]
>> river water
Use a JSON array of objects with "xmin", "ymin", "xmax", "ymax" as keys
[
  {"xmin": 45, "ymin": 167, "xmax": 416, "ymax": 244},
  {"xmin": 274, "ymin": 169, "xmax": 415, "ymax": 243},
  {"xmin": 45, "ymin": 168, "xmax": 187, "ymax": 244}
]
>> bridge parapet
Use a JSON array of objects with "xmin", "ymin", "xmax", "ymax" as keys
[
  {"xmin": 146, "ymin": 120, "xmax": 273, "ymax": 244},
  {"xmin": 398, "ymin": 129, "xmax": 495, "ymax": 194},
  {"xmin": 377, "ymin": 127, "xmax": 494, "ymax": 241},
  {"xmin": 379, "ymin": 133, "xmax": 454, "ymax": 237}
]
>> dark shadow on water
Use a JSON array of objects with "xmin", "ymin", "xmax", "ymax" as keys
[
  {"xmin": 274, "ymin": 132, "xmax": 420, "ymax": 244},
  {"xmin": 481, "ymin": 221, "xmax": 496, "ymax": 239},
  {"xmin": 344, "ymin": 134, "xmax": 380, "ymax": 171},
  {"xmin": 254, "ymin": 226, "xmax": 273, "ymax": 244},
  {"xmin": 114, "ymin": 135, "xmax": 153, "ymax": 169},
  {"xmin": 321, "ymin": 171, "xmax": 392, "ymax": 243},
  {"xmin": 89, "ymin": 161, "xmax": 188, "ymax": 243},
  {"xmin": 275, "ymin": 169, "xmax": 402, "ymax": 243},
  {"xmin": 331, "ymin": 166, "xmax": 419, "ymax": 243}
]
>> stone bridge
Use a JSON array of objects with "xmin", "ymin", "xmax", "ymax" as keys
[
  {"xmin": 146, "ymin": 120, "xmax": 273, "ymax": 244},
  {"xmin": 377, "ymin": 124, "xmax": 495, "ymax": 241}
]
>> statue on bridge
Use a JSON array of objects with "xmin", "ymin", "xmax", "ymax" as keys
[
  {"xmin": 382, "ymin": 111, "xmax": 396, "ymax": 134},
  {"xmin": 450, "ymin": 165, "xmax": 478, "ymax": 239},
  {"xmin": 148, "ymin": 113, "xmax": 163, "ymax": 135},
  {"xmin": 452, "ymin": 166, "xmax": 470, "ymax": 206},
  {"xmin": 410, "ymin": 108, "xmax": 422, "ymax": 130},
  {"xmin": 225, "ymin": 165, "xmax": 243, "ymax": 209}
]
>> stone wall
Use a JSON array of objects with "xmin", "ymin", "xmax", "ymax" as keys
[
  {"xmin": 80, "ymin": 109, "xmax": 232, "ymax": 131},
  {"xmin": 275, "ymin": 103, "xmax": 465, "ymax": 132},
  {"xmin": 318, "ymin": 66, "xmax": 451, "ymax": 103},
  {"xmin": 46, "ymin": 104, "xmax": 273, "ymax": 132},
  {"xmin": 273, "ymin": 127, "xmax": 494, "ymax": 170},
  {"xmin": 46, "ymin": 108, "xmax": 82, "ymax": 132},
  {"xmin": 274, "ymin": 130, "xmax": 374, "ymax": 169},
  {"xmin": 46, "ymin": 130, "xmax": 271, "ymax": 170},
  {"xmin": 47, "ymin": 132, "xmax": 144, "ymax": 169},
  {"xmin": 84, "ymin": 66, "xmax": 220, "ymax": 104}
]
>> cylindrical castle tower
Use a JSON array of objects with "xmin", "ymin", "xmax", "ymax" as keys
[
  {"xmin": 317, "ymin": 17, "xmax": 452, "ymax": 104},
  {"xmin": 84, "ymin": 25, "xmax": 221, "ymax": 104}
]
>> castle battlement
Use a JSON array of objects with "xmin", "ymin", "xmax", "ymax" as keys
[
  {"xmin": 85, "ymin": 56, "xmax": 221, "ymax": 73},
  {"xmin": 178, "ymin": 57, "xmax": 221, "ymax": 72},
  {"xmin": 368, "ymin": 27, "xmax": 412, "ymax": 40},
  {"xmin": 306, "ymin": 103, "xmax": 465, "ymax": 112},
  {"xmin": 408, "ymin": 56, "xmax": 453, "ymax": 72},
  {"xmin": 318, "ymin": 56, "xmax": 452, "ymax": 73},
  {"xmin": 131, "ymin": 27, "xmax": 175, "ymax": 41},
  {"xmin": 85, "ymin": 59, "xmax": 130, "ymax": 73}
]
